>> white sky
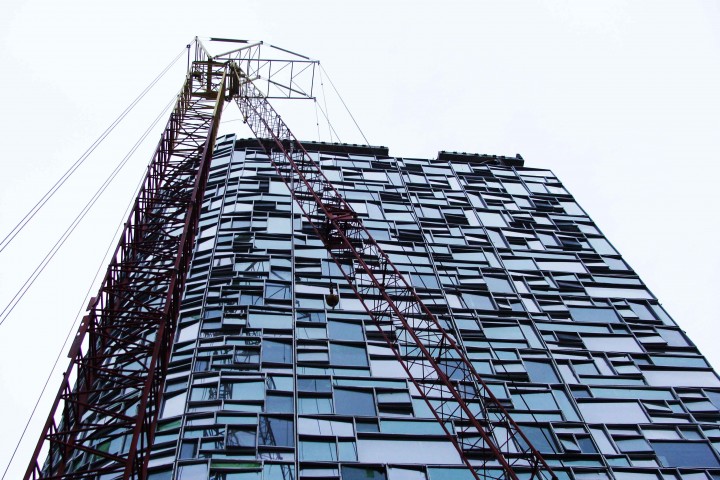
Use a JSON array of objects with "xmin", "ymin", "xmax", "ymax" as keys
[{"xmin": 0, "ymin": 1, "xmax": 719, "ymax": 477}]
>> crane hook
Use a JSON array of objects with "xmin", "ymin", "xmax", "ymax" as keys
[{"xmin": 325, "ymin": 284, "xmax": 339, "ymax": 309}]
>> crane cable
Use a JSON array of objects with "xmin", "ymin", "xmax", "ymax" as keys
[
  {"xmin": 313, "ymin": 98, "xmax": 322, "ymax": 142},
  {"xmin": 0, "ymin": 93, "xmax": 177, "ymax": 479},
  {"xmin": 319, "ymin": 64, "xmax": 370, "ymax": 146},
  {"xmin": 317, "ymin": 66, "xmax": 334, "ymax": 143},
  {"xmin": 0, "ymin": 47, "xmax": 186, "ymax": 254},
  {"xmin": 0, "ymin": 93, "xmax": 178, "ymax": 327},
  {"xmin": 313, "ymin": 96, "xmax": 343, "ymax": 145}
]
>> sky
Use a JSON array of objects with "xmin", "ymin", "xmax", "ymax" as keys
[{"xmin": 0, "ymin": 0, "xmax": 719, "ymax": 477}]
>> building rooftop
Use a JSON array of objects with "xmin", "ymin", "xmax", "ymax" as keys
[{"xmin": 233, "ymin": 138, "xmax": 524, "ymax": 166}]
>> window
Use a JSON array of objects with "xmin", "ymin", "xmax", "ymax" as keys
[
  {"xmin": 262, "ymin": 341, "xmax": 292, "ymax": 364},
  {"xmin": 298, "ymin": 377, "xmax": 332, "ymax": 392},
  {"xmin": 300, "ymin": 440, "xmax": 337, "ymax": 461},
  {"xmin": 299, "ymin": 396, "xmax": 333, "ymax": 414},
  {"xmin": 342, "ymin": 467, "xmax": 387, "ymax": 480},
  {"xmin": 259, "ymin": 416, "xmax": 293, "ymax": 446},
  {"xmin": 463, "ymin": 293, "xmax": 494, "ymax": 310},
  {"xmin": 357, "ymin": 439, "xmax": 461, "ymax": 464},
  {"xmin": 651, "ymin": 441, "xmax": 720, "ymax": 467},
  {"xmin": 265, "ymin": 394, "xmax": 294, "ymax": 413},
  {"xmin": 227, "ymin": 427, "xmax": 256, "ymax": 448},
  {"xmin": 578, "ymin": 401, "xmax": 649, "ymax": 424},
  {"xmin": 177, "ymin": 464, "xmax": 208, "ymax": 480},
  {"xmin": 485, "ymin": 276, "xmax": 514, "ymax": 294},
  {"xmin": 264, "ymin": 282, "xmax": 291, "ymax": 300},
  {"xmin": 330, "ymin": 343, "xmax": 368, "ymax": 367},
  {"xmin": 569, "ymin": 307, "xmax": 620, "ymax": 324},
  {"xmin": 517, "ymin": 425, "xmax": 559, "ymax": 453},
  {"xmin": 299, "ymin": 418, "xmax": 354, "ymax": 436},
  {"xmin": 388, "ymin": 468, "xmax": 426, "ymax": 480},
  {"xmin": 334, "ymin": 389, "xmax": 376, "ymax": 416},
  {"xmin": 525, "ymin": 361, "xmax": 559, "ymax": 384},
  {"xmin": 328, "ymin": 320, "xmax": 364, "ymax": 341}
]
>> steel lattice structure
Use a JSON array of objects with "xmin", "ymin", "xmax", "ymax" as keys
[
  {"xmin": 26, "ymin": 50, "xmax": 228, "ymax": 480},
  {"xmin": 229, "ymin": 60, "xmax": 556, "ymax": 480},
  {"xmin": 27, "ymin": 38, "xmax": 556, "ymax": 480}
]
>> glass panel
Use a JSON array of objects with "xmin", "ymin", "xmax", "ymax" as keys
[
  {"xmin": 263, "ymin": 341, "xmax": 293, "ymax": 364},
  {"xmin": 583, "ymin": 336, "xmax": 643, "ymax": 353},
  {"xmin": 330, "ymin": 343, "xmax": 368, "ymax": 367},
  {"xmin": 477, "ymin": 211, "xmax": 507, "ymax": 227},
  {"xmin": 259, "ymin": 416, "xmax": 293, "ymax": 446},
  {"xmin": 485, "ymin": 277, "xmax": 514, "ymax": 294},
  {"xmin": 463, "ymin": 293, "xmax": 494, "ymax": 310},
  {"xmin": 651, "ymin": 441, "xmax": 720, "ymax": 467},
  {"xmin": 334, "ymin": 389, "xmax": 376, "ymax": 416},
  {"xmin": 381, "ymin": 420, "xmax": 446, "ymax": 435},
  {"xmin": 227, "ymin": 427, "xmax": 256, "ymax": 448},
  {"xmin": 299, "ymin": 397, "xmax": 333, "ymax": 414},
  {"xmin": 427, "ymin": 468, "xmax": 476, "ymax": 480},
  {"xmin": 265, "ymin": 394, "xmax": 294, "ymax": 413},
  {"xmin": 517, "ymin": 425, "xmax": 559, "ymax": 453},
  {"xmin": 643, "ymin": 370, "xmax": 720, "ymax": 388},
  {"xmin": 525, "ymin": 361, "xmax": 560, "ymax": 383},
  {"xmin": 177, "ymin": 464, "xmax": 208, "ymax": 479},
  {"xmin": 299, "ymin": 418, "xmax": 354, "ymax": 436},
  {"xmin": 388, "ymin": 468, "xmax": 426, "ymax": 480},
  {"xmin": 298, "ymin": 378, "xmax": 332, "ymax": 392},
  {"xmin": 328, "ymin": 321, "xmax": 364, "ymax": 341},
  {"xmin": 357, "ymin": 439, "xmax": 461, "ymax": 464},
  {"xmin": 161, "ymin": 391, "xmax": 187, "ymax": 418},
  {"xmin": 342, "ymin": 467, "xmax": 387, "ymax": 480},
  {"xmin": 578, "ymin": 402, "xmax": 649, "ymax": 424},
  {"xmin": 300, "ymin": 441, "xmax": 337, "ymax": 461},
  {"xmin": 569, "ymin": 307, "xmax": 621, "ymax": 323}
]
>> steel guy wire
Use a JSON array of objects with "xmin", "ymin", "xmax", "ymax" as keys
[
  {"xmin": 0, "ymin": 93, "xmax": 178, "ymax": 328},
  {"xmin": 0, "ymin": 47, "xmax": 186, "ymax": 254}
]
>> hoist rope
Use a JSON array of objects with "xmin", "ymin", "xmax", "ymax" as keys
[
  {"xmin": 314, "ymin": 99, "xmax": 343, "ymax": 145},
  {"xmin": 0, "ymin": 47, "xmax": 186, "ymax": 254},
  {"xmin": 0, "ymin": 97, "xmax": 175, "ymax": 480},
  {"xmin": 318, "ymin": 66, "xmax": 334, "ymax": 143},
  {"xmin": 313, "ymin": 99, "xmax": 322, "ymax": 142},
  {"xmin": 0, "ymin": 132, "xmax": 154, "ymax": 480},
  {"xmin": 0, "ymin": 93, "xmax": 178, "ymax": 327},
  {"xmin": 319, "ymin": 64, "xmax": 370, "ymax": 145},
  {"xmin": 0, "ymin": 169, "xmax": 147, "ymax": 480}
]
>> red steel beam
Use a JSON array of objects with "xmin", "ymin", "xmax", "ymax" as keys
[
  {"xmin": 25, "ymin": 50, "xmax": 227, "ymax": 479},
  {"xmin": 231, "ymin": 62, "xmax": 558, "ymax": 480}
]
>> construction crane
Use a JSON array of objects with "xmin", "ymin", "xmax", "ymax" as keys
[{"xmin": 25, "ymin": 38, "xmax": 557, "ymax": 480}]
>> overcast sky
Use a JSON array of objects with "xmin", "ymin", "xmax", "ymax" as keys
[{"xmin": 0, "ymin": 0, "xmax": 719, "ymax": 476}]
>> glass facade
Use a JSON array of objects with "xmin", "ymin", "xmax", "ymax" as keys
[{"xmin": 148, "ymin": 134, "xmax": 720, "ymax": 479}]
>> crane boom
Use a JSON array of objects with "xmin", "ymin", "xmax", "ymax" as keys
[{"xmin": 228, "ymin": 59, "xmax": 557, "ymax": 480}]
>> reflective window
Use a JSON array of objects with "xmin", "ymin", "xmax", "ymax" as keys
[
  {"xmin": 334, "ymin": 389, "xmax": 375, "ymax": 416},
  {"xmin": 651, "ymin": 441, "xmax": 720, "ymax": 467},
  {"xmin": 259, "ymin": 416, "xmax": 293, "ymax": 446},
  {"xmin": 330, "ymin": 343, "xmax": 368, "ymax": 367}
]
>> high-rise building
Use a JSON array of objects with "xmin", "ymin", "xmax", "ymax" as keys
[
  {"xmin": 141, "ymin": 135, "xmax": 720, "ymax": 480},
  {"xmin": 24, "ymin": 40, "xmax": 720, "ymax": 480}
]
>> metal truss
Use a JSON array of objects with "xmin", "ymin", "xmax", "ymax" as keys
[
  {"xmin": 206, "ymin": 38, "xmax": 316, "ymax": 100},
  {"xmin": 231, "ymin": 64, "xmax": 558, "ymax": 480},
  {"xmin": 26, "ymin": 36, "xmax": 554, "ymax": 480},
  {"xmin": 25, "ymin": 53, "xmax": 228, "ymax": 478}
]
